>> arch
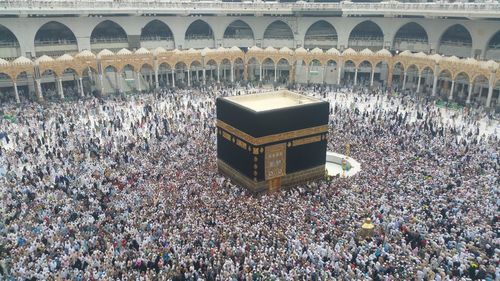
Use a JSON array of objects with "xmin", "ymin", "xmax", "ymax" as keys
[
  {"xmin": 0, "ymin": 24, "xmax": 20, "ymax": 58},
  {"xmin": 419, "ymin": 66, "xmax": 434, "ymax": 95},
  {"xmin": 0, "ymin": 73, "xmax": 14, "ymax": 104},
  {"xmin": 140, "ymin": 20, "xmax": 174, "ymax": 43},
  {"xmin": 205, "ymin": 59, "xmax": 218, "ymax": 82},
  {"xmin": 80, "ymin": 66, "xmax": 99, "ymax": 97},
  {"xmin": 34, "ymin": 21, "xmax": 78, "ymax": 57},
  {"xmin": 223, "ymin": 20, "xmax": 254, "ymax": 39},
  {"xmin": 246, "ymin": 57, "xmax": 260, "ymax": 82},
  {"xmin": 35, "ymin": 21, "xmax": 77, "ymax": 46},
  {"xmin": 342, "ymin": 60, "xmax": 357, "ymax": 85},
  {"xmin": 393, "ymin": 22, "xmax": 429, "ymax": 52},
  {"xmin": 485, "ymin": 30, "xmax": 500, "ymax": 61},
  {"xmin": 437, "ymin": 69, "xmax": 453, "ymax": 100},
  {"xmin": 348, "ymin": 20, "xmax": 384, "ymax": 51},
  {"xmin": 60, "ymin": 68, "xmax": 80, "ymax": 100},
  {"xmin": 309, "ymin": 59, "xmax": 322, "ymax": 67},
  {"xmin": 190, "ymin": 60, "xmax": 202, "ymax": 69},
  {"xmin": 234, "ymin": 57, "xmax": 245, "ymax": 82},
  {"xmin": 262, "ymin": 58, "xmax": 276, "ymax": 84},
  {"xmin": 438, "ymin": 24, "xmax": 472, "ymax": 58},
  {"xmin": 157, "ymin": 62, "xmax": 172, "ymax": 87},
  {"xmin": 185, "ymin": 20, "xmax": 214, "ymax": 40},
  {"xmin": 90, "ymin": 20, "xmax": 129, "ymax": 51},
  {"xmin": 39, "ymin": 69, "xmax": 59, "ymax": 101},
  {"xmin": 304, "ymin": 20, "xmax": 338, "ymax": 50},
  {"xmin": 263, "ymin": 21, "xmax": 294, "ymax": 40}
]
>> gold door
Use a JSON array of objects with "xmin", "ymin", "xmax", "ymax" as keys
[{"xmin": 265, "ymin": 143, "xmax": 286, "ymax": 191}]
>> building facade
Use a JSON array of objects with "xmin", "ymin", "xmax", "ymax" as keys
[{"xmin": 0, "ymin": 1, "xmax": 498, "ymax": 107}]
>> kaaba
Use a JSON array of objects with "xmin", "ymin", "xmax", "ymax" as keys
[{"xmin": 216, "ymin": 90, "xmax": 329, "ymax": 192}]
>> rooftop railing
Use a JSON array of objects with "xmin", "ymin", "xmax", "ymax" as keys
[{"xmin": 0, "ymin": 1, "xmax": 498, "ymax": 17}]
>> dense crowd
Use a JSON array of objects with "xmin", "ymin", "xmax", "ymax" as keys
[{"xmin": 0, "ymin": 85, "xmax": 498, "ymax": 280}]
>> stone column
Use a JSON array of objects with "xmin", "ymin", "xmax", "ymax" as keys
[
  {"xmin": 136, "ymin": 72, "xmax": 142, "ymax": 92},
  {"xmin": 118, "ymin": 73, "xmax": 123, "ymax": 93},
  {"xmin": 187, "ymin": 70, "xmax": 191, "ymax": 87},
  {"xmin": 203, "ymin": 67, "xmax": 206, "ymax": 85},
  {"xmin": 432, "ymin": 73, "xmax": 438, "ymax": 97},
  {"xmin": 486, "ymin": 81, "xmax": 494, "ymax": 107},
  {"xmin": 432, "ymin": 64, "xmax": 439, "ymax": 96},
  {"xmin": 35, "ymin": 79, "xmax": 43, "ymax": 101},
  {"xmin": 58, "ymin": 78, "xmax": 64, "ymax": 99},
  {"xmin": 243, "ymin": 63, "xmax": 248, "ymax": 81},
  {"xmin": 259, "ymin": 64, "xmax": 262, "ymax": 82},
  {"xmin": 79, "ymin": 77, "xmax": 84, "ymax": 97},
  {"xmin": 449, "ymin": 80, "xmax": 455, "ymax": 101},
  {"xmin": 171, "ymin": 69, "xmax": 175, "ymax": 87},
  {"xmin": 370, "ymin": 67, "xmax": 375, "ymax": 87},
  {"xmin": 337, "ymin": 64, "xmax": 342, "ymax": 85},
  {"xmin": 387, "ymin": 69, "xmax": 393, "ymax": 87},
  {"xmin": 466, "ymin": 82, "xmax": 473, "ymax": 104},
  {"xmin": 13, "ymin": 81, "xmax": 20, "ymax": 103},
  {"xmin": 155, "ymin": 70, "xmax": 159, "ymax": 89},
  {"xmin": 416, "ymin": 73, "xmax": 422, "ymax": 93},
  {"xmin": 402, "ymin": 71, "xmax": 407, "ymax": 90},
  {"xmin": 217, "ymin": 65, "xmax": 221, "ymax": 83},
  {"xmin": 353, "ymin": 68, "xmax": 358, "ymax": 86},
  {"xmin": 231, "ymin": 63, "xmax": 234, "ymax": 83},
  {"xmin": 306, "ymin": 64, "xmax": 310, "ymax": 83},
  {"xmin": 486, "ymin": 72, "xmax": 495, "ymax": 107},
  {"xmin": 99, "ymin": 74, "xmax": 104, "ymax": 94},
  {"xmin": 274, "ymin": 64, "xmax": 277, "ymax": 83}
]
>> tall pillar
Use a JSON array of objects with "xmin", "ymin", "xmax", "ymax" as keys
[
  {"xmin": 290, "ymin": 64, "xmax": 295, "ymax": 84},
  {"xmin": 118, "ymin": 73, "xmax": 124, "ymax": 93},
  {"xmin": 171, "ymin": 69, "xmax": 175, "ymax": 87},
  {"xmin": 416, "ymin": 74, "xmax": 422, "ymax": 93},
  {"xmin": 486, "ymin": 81, "xmax": 494, "ymax": 107},
  {"xmin": 274, "ymin": 64, "xmax": 277, "ymax": 83},
  {"xmin": 136, "ymin": 72, "xmax": 142, "ymax": 92},
  {"xmin": 387, "ymin": 69, "xmax": 393, "ymax": 87},
  {"xmin": 353, "ymin": 68, "xmax": 358, "ymax": 86},
  {"xmin": 370, "ymin": 67, "xmax": 375, "ymax": 87},
  {"xmin": 217, "ymin": 65, "xmax": 220, "ymax": 83},
  {"xmin": 402, "ymin": 71, "xmax": 407, "ymax": 90},
  {"xmin": 79, "ymin": 77, "xmax": 84, "ymax": 97},
  {"xmin": 35, "ymin": 79, "xmax": 43, "ymax": 101},
  {"xmin": 243, "ymin": 63, "xmax": 248, "ymax": 81},
  {"xmin": 432, "ymin": 64, "xmax": 439, "ymax": 96},
  {"xmin": 99, "ymin": 74, "xmax": 104, "ymax": 94},
  {"xmin": 259, "ymin": 64, "xmax": 262, "ymax": 82},
  {"xmin": 449, "ymin": 80, "xmax": 455, "ymax": 101},
  {"xmin": 337, "ymin": 64, "xmax": 342, "ymax": 85},
  {"xmin": 466, "ymin": 82, "xmax": 473, "ymax": 104},
  {"xmin": 306, "ymin": 64, "xmax": 310, "ymax": 83},
  {"xmin": 486, "ymin": 72, "xmax": 495, "ymax": 107},
  {"xmin": 231, "ymin": 64, "xmax": 234, "ymax": 83},
  {"xmin": 203, "ymin": 67, "xmax": 206, "ymax": 85},
  {"xmin": 155, "ymin": 70, "xmax": 159, "ymax": 89},
  {"xmin": 187, "ymin": 70, "xmax": 191, "ymax": 87},
  {"xmin": 58, "ymin": 78, "xmax": 64, "ymax": 99},
  {"xmin": 432, "ymin": 73, "xmax": 438, "ymax": 96},
  {"xmin": 13, "ymin": 81, "xmax": 20, "ymax": 103}
]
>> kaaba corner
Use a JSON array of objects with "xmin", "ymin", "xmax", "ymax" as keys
[{"xmin": 216, "ymin": 90, "xmax": 330, "ymax": 192}]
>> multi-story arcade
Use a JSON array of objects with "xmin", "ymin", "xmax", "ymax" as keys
[{"xmin": 0, "ymin": 0, "xmax": 498, "ymax": 107}]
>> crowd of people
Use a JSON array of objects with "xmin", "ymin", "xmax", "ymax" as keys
[{"xmin": 0, "ymin": 84, "xmax": 498, "ymax": 280}]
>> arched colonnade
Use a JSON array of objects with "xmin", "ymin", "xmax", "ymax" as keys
[{"xmin": 0, "ymin": 46, "xmax": 498, "ymax": 107}]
